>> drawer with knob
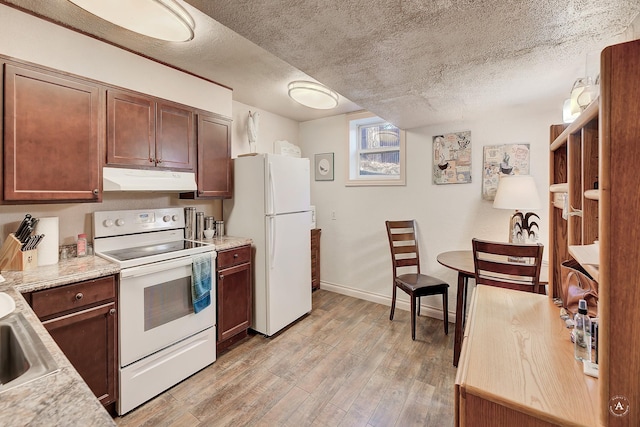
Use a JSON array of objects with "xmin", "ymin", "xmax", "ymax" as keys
[
  {"xmin": 217, "ymin": 245, "xmax": 251, "ymax": 269},
  {"xmin": 30, "ymin": 275, "xmax": 116, "ymax": 319}
]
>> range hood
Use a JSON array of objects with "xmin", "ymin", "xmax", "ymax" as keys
[{"xmin": 103, "ymin": 167, "xmax": 197, "ymax": 192}]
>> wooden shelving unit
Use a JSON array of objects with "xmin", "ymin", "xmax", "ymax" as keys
[{"xmin": 549, "ymin": 38, "xmax": 640, "ymax": 425}]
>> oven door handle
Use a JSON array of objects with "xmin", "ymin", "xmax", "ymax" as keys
[{"xmin": 120, "ymin": 256, "xmax": 199, "ymax": 278}]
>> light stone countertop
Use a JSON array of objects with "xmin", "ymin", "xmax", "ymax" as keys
[
  {"xmin": 0, "ymin": 237, "xmax": 251, "ymax": 426},
  {"xmin": 0, "ymin": 256, "xmax": 118, "ymax": 427},
  {"xmin": 6, "ymin": 255, "xmax": 121, "ymax": 294},
  {"xmin": 199, "ymin": 235, "xmax": 253, "ymax": 252}
]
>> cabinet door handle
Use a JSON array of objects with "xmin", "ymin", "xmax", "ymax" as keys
[
  {"xmin": 109, "ymin": 308, "xmax": 116, "ymax": 315},
  {"xmin": 156, "ymin": 158, "xmax": 163, "ymax": 164},
  {"xmin": 93, "ymin": 188, "xmax": 99, "ymax": 196},
  {"xmin": 149, "ymin": 157, "xmax": 154, "ymax": 163},
  {"xmin": 219, "ymin": 274, "xmax": 224, "ymax": 280},
  {"xmin": 233, "ymin": 254, "xmax": 239, "ymax": 258},
  {"xmin": 75, "ymin": 292, "xmax": 83, "ymax": 300}
]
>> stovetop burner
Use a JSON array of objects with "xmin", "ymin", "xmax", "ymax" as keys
[{"xmin": 101, "ymin": 240, "xmax": 209, "ymax": 262}]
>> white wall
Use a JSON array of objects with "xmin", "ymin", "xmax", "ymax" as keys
[
  {"xmin": 230, "ymin": 101, "xmax": 300, "ymax": 157},
  {"xmin": 299, "ymin": 101, "xmax": 562, "ymax": 320}
]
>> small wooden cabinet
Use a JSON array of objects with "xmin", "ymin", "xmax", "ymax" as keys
[
  {"xmin": 3, "ymin": 64, "xmax": 102, "ymax": 202},
  {"xmin": 107, "ymin": 89, "xmax": 195, "ymax": 171},
  {"xmin": 24, "ymin": 275, "xmax": 118, "ymax": 408},
  {"xmin": 181, "ymin": 113, "xmax": 232, "ymax": 199},
  {"xmin": 311, "ymin": 228, "xmax": 321, "ymax": 290},
  {"xmin": 216, "ymin": 245, "xmax": 252, "ymax": 353}
]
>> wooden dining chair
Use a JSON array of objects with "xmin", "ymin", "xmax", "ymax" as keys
[
  {"xmin": 472, "ymin": 238, "xmax": 545, "ymax": 294},
  {"xmin": 385, "ymin": 220, "xmax": 449, "ymax": 340}
]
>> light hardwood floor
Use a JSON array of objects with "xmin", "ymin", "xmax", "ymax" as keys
[{"xmin": 115, "ymin": 290, "xmax": 456, "ymax": 427}]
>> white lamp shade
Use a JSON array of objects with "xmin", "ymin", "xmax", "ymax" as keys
[
  {"xmin": 288, "ymin": 81, "xmax": 339, "ymax": 109},
  {"xmin": 68, "ymin": 0, "xmax": 195, "ymax": 42},
  {"xmin": 493, "ymin": 175, "xmax": 541, "ymax": 210}
]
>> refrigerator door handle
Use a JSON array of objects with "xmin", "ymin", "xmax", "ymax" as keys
[
  {"xmin": 267, "ymin": 161, "xmax": 276, "ymax": 215},
  {"xmin": 269, "ymin": 216, "xmax": 276, "ymax": 269}
]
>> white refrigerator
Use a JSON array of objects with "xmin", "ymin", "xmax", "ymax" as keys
[{"xmin": 224, "ymin": 153, "xmax": 312, "ymax": 336}]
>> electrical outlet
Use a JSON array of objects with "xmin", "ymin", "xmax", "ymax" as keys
[{"xmin": 331, "ymin": 210, "xmax": 336, "ymax": 220}]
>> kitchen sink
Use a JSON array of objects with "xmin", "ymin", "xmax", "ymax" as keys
[{"xmin": 0, "ymin": 312, "xmax": 59, "ymax": 394}]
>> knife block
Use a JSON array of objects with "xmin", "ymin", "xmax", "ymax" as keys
[{"xmin": 0, "ymin": 234, "xmax": 38, "ymax": 272}]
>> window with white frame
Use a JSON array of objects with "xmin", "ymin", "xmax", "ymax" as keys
[{"xmin": 346, "ymin": 111, "xmax": 406, "ymax": 186}]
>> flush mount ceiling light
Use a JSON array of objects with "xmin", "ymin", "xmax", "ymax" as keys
[
  {"xmin": 288, "ymin": 81, "xmax": 339, "ymax": 109},
  {"xmin": 68, "ymin": 0, "xmax": 195, "ymax": 42}
]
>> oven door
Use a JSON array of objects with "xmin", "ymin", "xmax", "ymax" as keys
[{"xmin": 119, "ymin": 254, "xmax": 215, "ymax": 367}]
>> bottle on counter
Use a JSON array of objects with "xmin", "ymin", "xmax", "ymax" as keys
[
  {"xmin": 574, "ymin": 299, "xmax": 592, "ymax": 362},
  {"xmin": 77, "ymin": 233, "xmax": 87, "ymax": 257}
]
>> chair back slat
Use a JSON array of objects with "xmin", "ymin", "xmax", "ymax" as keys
[
  {"xmin": 393, "ymin": 245, "xmax": 417, "ymax": 255},
  {"xmin": 472, "ymin": 238, "xmax": 544, "ymax": 294},
  {"xmin": 390, "ymin": 232, "xmax": 415, "ymax": 242},
  {"xmin": 395, "ymin": 258, "xmax": 418, "ymax": 268},
  {"xmin": 388, "ymin": 220, "xmax": 414, "ymax": 229},
  {"xmin": 475, "ymin": 258, "xmax": 539, "ymax": 278},
  {"xmin": 473, "ymin": 239, "xmax": 541, "ymax": 258}
]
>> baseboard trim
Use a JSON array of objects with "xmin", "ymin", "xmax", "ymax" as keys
[{"xmin": 319, "ymin": 281, "xmax": 455, "ymax": 324}]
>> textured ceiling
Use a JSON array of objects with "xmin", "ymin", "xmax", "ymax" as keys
[
  {"xmin": 187, "ymin": 0, "xmax": 640, "ymax": 128},
  {"xmin": 2, "ymin": 0, "xmax": 639, "ymax": 129}
]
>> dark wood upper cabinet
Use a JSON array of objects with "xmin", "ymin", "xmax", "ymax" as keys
[
  {"xmin": 156, "ymin": 101, "xmax": 195, "ymax": 170},
  {"xmin": 2, "ymin": 57, "xmax": 228, "ymax": 203},
  {"xmin": 182, "ymin": 113, "xmax": 232, "ymax": 199},
  {"xmin": 106, "ymin": 89, "xmax": 195, "ymax": 171},
  {"xmin": 3, "ymin": 64, "xmax": 101, "ymax": 202},
  {"xmin": 106, "ymin": 90, "xmax": 155, "ymax": 168}
]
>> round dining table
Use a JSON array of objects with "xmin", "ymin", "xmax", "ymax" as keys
[{"xmin": 437, "ymin": 250, "xmax": 548, "ymax": 367}]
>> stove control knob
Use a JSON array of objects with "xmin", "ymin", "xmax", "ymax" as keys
[
  {"xmin": 163, "ymin": 215, "xmax": 171, "ymax": 222},
  {"xmin": 172, "ymin": 214, "xmax": 179, "ymax": 221},
  {"xmin": 115, "ymin": 219, "xmax": 125, "ymax": 226},
  {"xmin": 103, "ymin": 219, "xmax": 114, "ymax": 227}
]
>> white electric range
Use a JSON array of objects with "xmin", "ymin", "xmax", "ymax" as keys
[{"xmin": 93, "ymin": 207, "xmax": 216, "ymax": 415}]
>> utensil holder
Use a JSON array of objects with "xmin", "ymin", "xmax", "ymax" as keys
[{"xmin": 0, "ymin": 234, "xmax": 38, "ymax": 272}]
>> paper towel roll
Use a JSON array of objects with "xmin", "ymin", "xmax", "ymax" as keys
[{"xmin": 36, "ymin": 217, "xmax": 59, "ymax": 266}]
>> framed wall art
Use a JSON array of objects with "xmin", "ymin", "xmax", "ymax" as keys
[
  {"xmin": 482, "ymin": 143, "xmax": 531, "ymax": 200},
  {"xmin": 432, "ymin": 130, "xmax": 472, "ymax": 184},
  {"xmin": 315, "ymin": 152, "xmax": 334, "ymax": 181}
]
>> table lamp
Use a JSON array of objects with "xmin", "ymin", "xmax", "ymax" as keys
[{"xmin": 493, "ymin": 175, "xmax": 541, "ymax": 244}]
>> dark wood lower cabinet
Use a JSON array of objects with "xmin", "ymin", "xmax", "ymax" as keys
[
  {"xmin": 217, "ymin": 245, "xmax": 252, "ymax": 353},
  {"xmin": 311, "ymin": 228, "xmax": 321, "ymax": 290},
  {"xmin": 43, "ymin": 302, "xmax": 117, "ymax": 406},
  {"xmin": 25, "ymin": 275, "xmax": 118, "ymax": 408}
]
